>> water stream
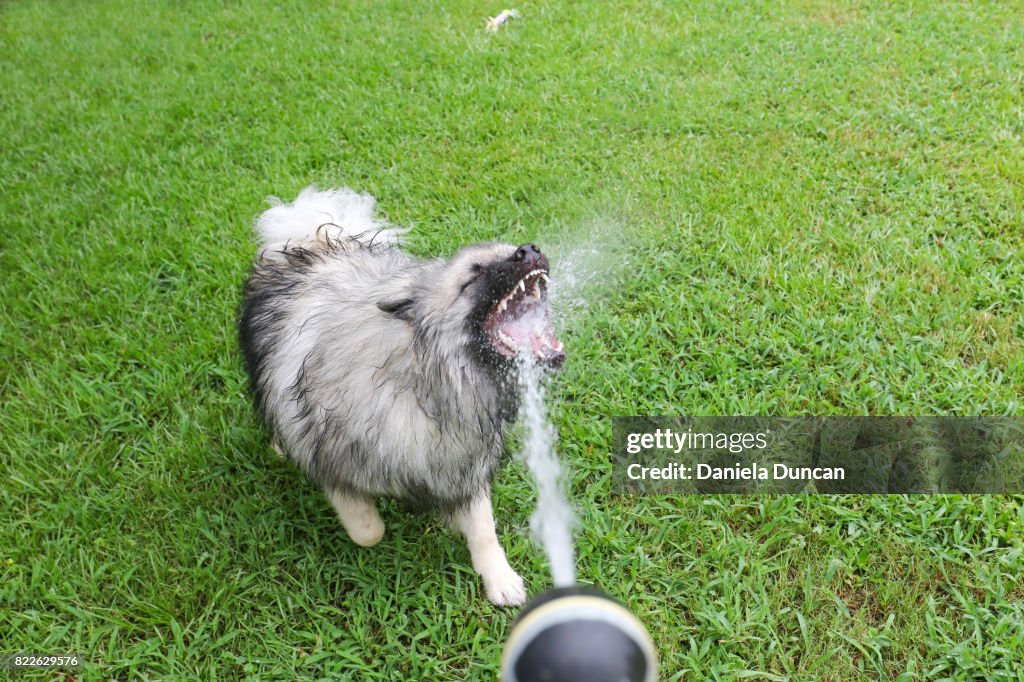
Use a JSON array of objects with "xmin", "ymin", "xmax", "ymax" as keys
[
  {"xmin": 514, "ymin": 223, "xmax": 629, "ymax": 587},
  {"xmin": 516, "ymin": 356, "xmax": 577, "ymax": 587}
]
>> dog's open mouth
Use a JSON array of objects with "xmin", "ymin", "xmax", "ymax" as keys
[{"xmin": 483, "ymin": 268, "xmax": 565, "ymax": 365}]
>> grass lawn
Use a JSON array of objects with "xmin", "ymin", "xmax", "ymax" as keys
[{"xmin": 2, "ymin": 0, "xmax": 1023, "ymax": 679}]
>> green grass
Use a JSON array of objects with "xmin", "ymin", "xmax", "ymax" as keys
[{"xmin": 2, "ymin": 0, "xmax": 1023, "ymax": 679}]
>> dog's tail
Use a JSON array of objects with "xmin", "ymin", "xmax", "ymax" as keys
[{"xmin": 255, "ymin": 186, "xmax": 405, "ymax": 250}]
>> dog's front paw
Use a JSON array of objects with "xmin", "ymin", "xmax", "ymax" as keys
[
  {"xmin": 347, "ymin": 514, "xmax": 385, "ymax": 547},
  {"xmin": 484, "ymin": 567, "xmax": 527, "ymax": 607}
]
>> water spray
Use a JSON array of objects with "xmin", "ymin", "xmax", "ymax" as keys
[{"xmin": 504, "ymin": 358, "xmax": 658, "ymax": 681}]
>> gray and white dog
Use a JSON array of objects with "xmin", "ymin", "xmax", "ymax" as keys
[{"xmin": 239, "ymin": 187, "xmax": 564, "ymax": 606}]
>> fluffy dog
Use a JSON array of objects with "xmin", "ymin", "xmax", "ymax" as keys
[{"xmin": 239, "ymin": 187, "xmax": 564, "ymax": 606}]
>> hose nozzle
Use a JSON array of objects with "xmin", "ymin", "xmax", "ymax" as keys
[{"xmin": 501, "ymin": 586, "xmax": 657, "ymax": 682}]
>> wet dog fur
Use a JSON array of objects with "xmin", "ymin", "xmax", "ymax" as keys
[{"xmin": 239, "ymin": 187, "xmax": 563, "ymax": 606}]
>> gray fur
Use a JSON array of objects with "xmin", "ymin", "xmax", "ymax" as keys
[{"xmin": 239, "ymin": 189, "xmax": 521, "ymax": 512}]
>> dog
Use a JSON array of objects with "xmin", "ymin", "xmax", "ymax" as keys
[{"xmin": 239, "ymin": 187, "xmax": 564, "ymax": 606}]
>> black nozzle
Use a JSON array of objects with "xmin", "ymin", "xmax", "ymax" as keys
[{"xmin": 501, "ymin": 586, "xmax": 657, "ymax": 682}]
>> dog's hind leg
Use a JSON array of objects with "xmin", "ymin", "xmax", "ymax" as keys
[
  {"xmin": 328, "ymin": 490, "xmax": 385, "ymax": 547},
  {"xmin": 451, "ymin": 492, "xmax": 526, "ymax": 607}
]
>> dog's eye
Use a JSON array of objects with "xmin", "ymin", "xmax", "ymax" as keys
[{"xmin": 460, "ymin": 266, "xmax": 483, "ymax": 292}]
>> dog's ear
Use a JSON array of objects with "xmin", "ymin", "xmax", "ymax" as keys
[{"xmin": 377, "ymin": 297, "xmax": 415, "ymax": 322}]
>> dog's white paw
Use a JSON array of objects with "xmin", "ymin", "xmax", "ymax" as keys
[
  {"xmin": 484, "ymin": 567, "xmax": 527, "ymax": 607},
  {"xmin": 329, "ymin": 490, "xmax": 385, "ymax": 547},
  {"xmin": 347, "ymin": 514, "xmax": 385, "ymax": 547}
]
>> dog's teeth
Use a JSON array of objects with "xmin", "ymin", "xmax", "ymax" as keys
[
  {"xmin": 498, "ymin": 331, "xmax": 516, "ymax": 349},
  {"xmin": 532, "ymin": 281, "xmax": 541, "ymax": 297},
  {"xmin": 498, "ymin": 299, "xmax": 507, "ymax": 312},
  {"xmin": 518, "ymin": 280, "xmax": 526, "ymax": 292},
  {"xmin": 540, "ymin": 273, "xmax": 549, "ymax": 283}
]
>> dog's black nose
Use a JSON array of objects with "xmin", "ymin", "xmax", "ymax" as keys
[{"xmin": 514, "ymin": 244, "xmax": 542, "ymax": 264}]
